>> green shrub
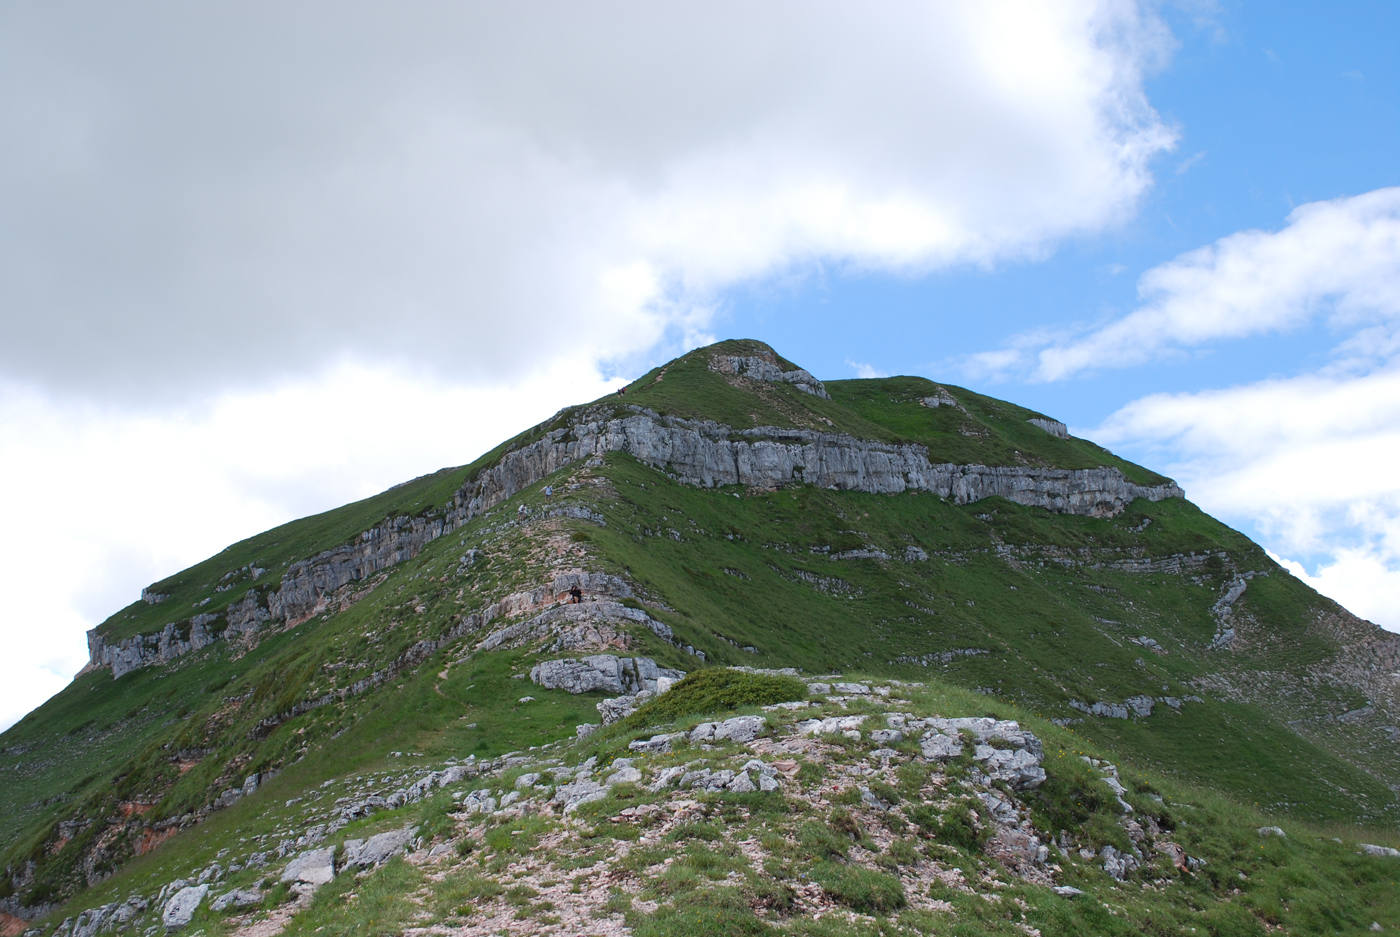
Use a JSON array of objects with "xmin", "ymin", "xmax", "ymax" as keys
[
  {"xmin": 624, "ymin": 668, "xmax": 806, "ymax": 725},
  {"xmin": 810, "ymin": 862, "xmax": 906, "ymax": 914}
]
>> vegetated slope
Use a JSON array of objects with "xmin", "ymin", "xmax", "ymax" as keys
[{"xmin": 1, "ymin": 340, "xmax": 1397, "ymax": 931}]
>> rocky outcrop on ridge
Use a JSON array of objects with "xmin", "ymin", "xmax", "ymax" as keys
[
  {"xmin": 84, "ymin": 614, "xmax": 221, "ymax": 679},
  {"xmin": 85, "ymin": 402, "xmax": 1181, "ymax": 679},
  {"xmin": 708, "ymin": 354, "xmax": 831, "ymax": 399},
  {"xmin": 452, "ymin": 407, "xmax": 1183, "ymax": 522},
  {"xmin": 530, "ymin": 655, "xmax": 685, "ymax": 696}
]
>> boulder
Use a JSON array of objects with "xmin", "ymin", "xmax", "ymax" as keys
[
  {"xmin": 833, "ymin": 683, "xmax": 871, "ymax": 695},
  {"xmin": 343, "ymin": 826, "xmax": 416, "ymax": 868},
  {"xmin": 604, "ymin": 766, "xmax": 643, "ymax": 786},
  {"xmin": 689, "ymin": 715, "xmax": 767, "ymax": 744},
  {"xmin": 629, "ymin": 732, "xmax": 684, "ymax": 754},
  {"xmin": 795, "ymin": 715, "xmax": 867, "ymax": 737},
  {"xmin": 209, "ymin": 889, "xmax": 260, "ymax": 913},
  {"xmin": 161, "ymin": 885, "xmax": 209, "ymax": 930},
  {"xmin": 1359, "ymin": 844, "xmax": 1400, "ymax": 858},
  {"xmin": 553, "ymin": 779, "xmax": 607, "ymax": 813},
  {"xmin": 531, "ymin": 655, "xmax": 686, "ymax": 695},
  {"xmin": 280, "ymin": 847, "xmax": 335, "ymax": 886}
]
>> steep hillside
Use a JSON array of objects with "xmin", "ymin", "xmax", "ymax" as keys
[{"xmin": 2, "ymin": 340, "xmax": 1398, "ymax": 937}]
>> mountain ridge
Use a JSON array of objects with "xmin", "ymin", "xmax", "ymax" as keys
[{"xmin": 3, "ymin": 339, "xmax": 1399, "ymax": 937}]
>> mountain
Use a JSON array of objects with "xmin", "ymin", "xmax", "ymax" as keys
[{"xmin": 2, "ymin": 339, "xmax": 1398, "ymax": 937}]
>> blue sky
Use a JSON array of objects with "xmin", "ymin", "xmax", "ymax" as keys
[
  {"xmin": 722, "ymin": 1, "xmax": 1399, "ymax": 418},
  {"xmin": 1, "ymin": 1, "xmax": 1398, "ymax": 728}
]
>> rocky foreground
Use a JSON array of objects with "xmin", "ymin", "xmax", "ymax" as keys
[{"xmin": 38, "ymin": 672, "xmax": 1338, "ymax": 937}]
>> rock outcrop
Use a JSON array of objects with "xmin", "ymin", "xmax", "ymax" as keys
[
  {"xmin": 530, "ymin": 655, "xmax": 685, "ymax": 695},
  {"xmin": 86, "ymin": 398, "xmax": 1182, "ymax": 679},
  {"xmin": 85, "ymin": 614, "xmax": 222, "ymax": 679},
  {"xmin": 708, "ymin": 355, "xmax": 830, "ymax": 399},
  {"xmin": 450, "ymin": 408, "xmax": 1183, "ymax": 524}
]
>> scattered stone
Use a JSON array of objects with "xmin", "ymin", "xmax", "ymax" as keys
[
  {"xmin": 1053, "ymin": 886, "xmax": 1084, "ymax": 898},
  {"xmin": 514, "ymin": 773, "xmax": 541, "ymax": 789},
  {"xmin": 806, "ymin": 682, "xmax": 832, "ymax": 695},
  {"xmin": 1359, "ymin": 844, "xmax": 1400, "ymax": 858},
  {"xmin": 869, "ymin": 729, "xmax": 903, "ymax": 745},
  {"xmin": 833, "ymin": 682, "xmax": 871, "ymax": 695},
  {"xmin": 1258, "ymin": 826, "xmax": 1286, "ymax": 838}
]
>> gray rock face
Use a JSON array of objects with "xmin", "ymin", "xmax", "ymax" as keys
[
  {"xmin": 453, "ymin": 408, "xmax": 1182, "ymax": 525},
  {"xmin": 86, "ymin": 614, "xmax": 224, "ymax": 680},
  {"xmin": 86, "ymin": 386, "xmax": 1182, "ymax": 682},
  {"xmin": 629, "ymin": 733, "xmax": 685, "ymax": 754},
  {"xmin": 1028, "ymin": 418, "xmax": 1069, "ymax": 439},
  {"xmin": 280, "ymin": 847, "xmax": 335, "ymax": 886},
  {"xmin": 161, "ymin": 885, "xmax": 208, "ymax": 930},
  {"xmin": 530, "ymin": 655, "xmax": 684, "ymax": 695}
]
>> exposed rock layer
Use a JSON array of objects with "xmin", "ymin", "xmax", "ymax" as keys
[{"xmin": 89, "ymin": 408, "xmax": 1182, "ymax": 677}]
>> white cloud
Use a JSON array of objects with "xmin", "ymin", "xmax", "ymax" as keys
[
  {"xmin": 1094, "ymin": 368, "xmax": 1400, "ymax": 631},
  {"xmin": 971, "ymin": 187, "xmax": 1400, "ymax": 380},
  {"xmin": 0, "ymin": 1, "xmax": 1174, "ymax": 399},
  {"xmin": 0, "ymin": 361, "xmax": 619, "ymax": 730},
  {"xmin": 846, "ymin": 360, "xmax": 889, "ymax": 379}
]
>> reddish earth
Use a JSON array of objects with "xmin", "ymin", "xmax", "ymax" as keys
[
  {"xmin": 135, "ymin": 827, "xmax": 176, "ymax": 856},
  {"xmin": 1, "ymin": 912, "xmax": 29, "ymax": 937}
]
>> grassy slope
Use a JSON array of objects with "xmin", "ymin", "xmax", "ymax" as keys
[{"xmin": 54, "ymin": 670, "xmax": 1400, "ymax": 937}]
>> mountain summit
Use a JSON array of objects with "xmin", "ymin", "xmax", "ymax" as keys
[{"xmin": 4, "ymin": 340, "xmax": 1398, "ymax": 936}]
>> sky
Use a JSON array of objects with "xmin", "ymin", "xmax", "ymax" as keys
[{"xmin": 1, "ymin": 1, "xmax": 1397, "ymax": 731}]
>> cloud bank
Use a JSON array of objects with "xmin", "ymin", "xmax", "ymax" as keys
[{"xmin": 0, "ymin": 0, "xmax": 1174, "ymax": 399}]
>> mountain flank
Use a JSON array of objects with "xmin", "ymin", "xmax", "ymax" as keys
[{"xmin": 2, "ymin": 339, "xmax": 1398, "ymax": 937}]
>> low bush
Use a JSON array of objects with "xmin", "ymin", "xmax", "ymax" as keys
[{"xmin": 624, "ymin": 668, "xmax": 806, "ymax": 725}]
